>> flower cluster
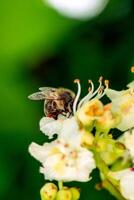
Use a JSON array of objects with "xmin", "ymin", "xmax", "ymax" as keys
[{"xmin": 28, "ymin": 67, "xmax": 134, "ymax": 200}]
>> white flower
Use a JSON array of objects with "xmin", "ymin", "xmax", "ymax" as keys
[
  {"xmin": 106, "ymin": 81, "xmax": 134, "ymax": 131},
  {"xmin": 112, "ymin": 168, "xmax": 134, "ymax": 200},
  {"xmin": 29, "ymin": 140, "xmax": 96, "ymax": 182},
  {"xmin": 44, "ymin": 0, "xmax": 109, "ymax": 20},
  {"xmin": 120, "ymin": 129, "xmax": 134, "ymax": 162}
]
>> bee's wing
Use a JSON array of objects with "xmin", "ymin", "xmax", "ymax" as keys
[
  {"xmin": 28, "ymin": 92, "xmax": 45, "ymax": 100},
  {"xmin": 28, "ymin": 87, "xmax": 59, "ymax": 100},
  {"xmin": 39, "ymin": 87, "xmax": 60, "ymax": 99},
  {"xmin": 39, "ymin": 87, "xmax": 56, "ymax": 92}
]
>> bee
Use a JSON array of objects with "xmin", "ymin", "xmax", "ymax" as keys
[{"xmin": 28, "ymin": 87, "xmax": 75, "ymax": 119}]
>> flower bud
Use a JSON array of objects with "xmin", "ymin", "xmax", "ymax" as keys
[
  {"xmin": 56, "ymin": 188, "xmax": 72, "ymax": 200},
  {"xmin": 40, "ymin": 183, "xmax": 58, "ymax": 200},
  {"xmin": 81, "ymin": 130, "xmax": 94, "ymax": 148},
  {"xmin": 95, "ymin": 139, "xmax": 125, "ymax": 165},
  {"xmin": 70, "ymin": 187, "xmax": 80, "ymax": 200}
]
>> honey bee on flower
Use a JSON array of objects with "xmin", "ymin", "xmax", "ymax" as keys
[{"xmin": 28, "ymin": 87, "xmax": 75, "ymax": 119}]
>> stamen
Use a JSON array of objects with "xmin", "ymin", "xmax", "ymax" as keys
[
  {"xmin": 131, "ymin": 66, "xmax": 134, "ymax": 73},
  {"xmin": 83, "ymin": 76, "xmax": 103, "ymax": 102},
  {"xmin": 96, "ymin": 86, "xmax": 104, "ymax": 98},
  {"xmin": 88, "ymin": 79, "xmax": 95, "ymax": 93},
  {"xmin": 73, "ymin": 79, "xmax": 81, "ymax": 114},
  {"xmin": 98, "ymin": 80, "xmax": 109, "ymax": 99},
  {"xmin": 77, "ymin": 76, "xmax": 103, "ymax": 109},
  {"xmin": 77, "ymin": 80, "xmax": 94, "ymax": 109}
]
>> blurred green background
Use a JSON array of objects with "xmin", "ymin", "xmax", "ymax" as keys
[{"xmin": 1, "ymin": 0, "xmax": 134, "ymax": 199}]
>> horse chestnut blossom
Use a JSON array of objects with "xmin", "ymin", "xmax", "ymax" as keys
[
  {"xmin": 106, "ymin": 81, "xmax": 134, "ymax": 131},
  {"xmin": 28, "ymin": 69, "xmax": 134, "ymax": 200},
  {"xmin": 29, "ymin": 117, "xmax": 96, "ymax": 182},
  {"xmin": 44, "ymin": 0, "xmax": 109, "ymax": 19}
]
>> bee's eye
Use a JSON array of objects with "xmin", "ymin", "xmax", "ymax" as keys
[{"xmin": 60, "ymin": 92, "xmax": 72, "ymax": 102}]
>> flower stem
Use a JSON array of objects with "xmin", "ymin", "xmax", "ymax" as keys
[
  {"xmin": 58, "ymin": 181, "xmax": 63, "ymax": 190},
  {"xmin": 102, "ymin": 179, "xmax": 125, "ymax": 200},
  {"xmin": 95, "ymin": 130, "xmax": 101, "ymax": 139},
  {"xmin": 94, "ymin": 152, "xmax": 125, "ymax": 200}
]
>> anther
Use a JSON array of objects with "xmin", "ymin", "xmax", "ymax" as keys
[
  {"xmin": 104, "ymin": 80, "xmax": 109, "ymax": 88},
  {"xmin": 88, "ymin": 79, "xmax": 92, "ymax": 83},
  {"xmin": 88, "ymin": 79, "xmax": 94, "ymax": 93},
  {"xmin": 131, "ymin": 66, "xmax": 134, "ymax": 73},
  {"xmin": 74, "ymin": 79, "xmax": 80, "ymax": 83},
  {"xmin": 99, "ymin": 76, "xmax": 103, "ymax": 82}
]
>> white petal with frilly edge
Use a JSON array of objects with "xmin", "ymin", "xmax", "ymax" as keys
[
  {"xmin": 29, "ymin": 140, "xmax": 96, "ymax": 182},
  {"xmin": 39, "ymin": 117, "xmax": 63, "ymax": 139}
]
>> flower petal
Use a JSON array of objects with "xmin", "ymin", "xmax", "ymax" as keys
[
  {"xmin": 127, "ymin": 81, "xmax": 134, "ymax": 89},
  {"xmin": 40, "ymin": 117, "xmax": 63, "ymax": 139},
  {"xmin": 29, "ymin": 142, "xmax": 46, "ymax": 163},
  {"xmin": 59, "ymin": 117, "xmax": 82, "ymax": 147}
]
